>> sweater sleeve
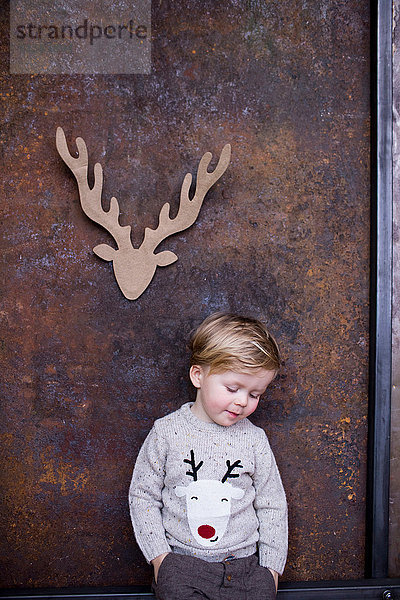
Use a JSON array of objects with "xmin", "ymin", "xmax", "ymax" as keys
[
  {"xmin": 128, "ymin": 424, "xmax": 172, "ymax": 563},
  {"xmin": 253, "ymin": 434, "xmax": 288, "ymax": 574}
]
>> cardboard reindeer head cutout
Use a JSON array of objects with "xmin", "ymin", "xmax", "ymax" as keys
[{"xmin": 56, "ymin": 127, "xmax": 231, "ymax": 300}]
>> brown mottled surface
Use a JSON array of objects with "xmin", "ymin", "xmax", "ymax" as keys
[{"xmin": 1, "ymin": 0, "xmax": 370, "ymax": 588}]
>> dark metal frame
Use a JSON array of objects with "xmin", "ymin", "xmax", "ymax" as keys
[
  {"xmin": 1, "ymin": 580, "xmax": 400, "ymax": 600},
  {"xmin": 366, "ymin": 0, "xmax": 393, "ymax": 583},
  {"xmin": 1, "ymin": 0, "xmax": 399, "ymax": 598}
]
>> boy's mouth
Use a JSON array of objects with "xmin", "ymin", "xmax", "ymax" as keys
[{"xmin": 226, "ymin": 410, "xmax": 241, "ymax": 418}]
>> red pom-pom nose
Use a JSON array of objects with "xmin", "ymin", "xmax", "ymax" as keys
[{"xmin": 198, "ymin": 524, "xmax": 216, "ymax": 539}]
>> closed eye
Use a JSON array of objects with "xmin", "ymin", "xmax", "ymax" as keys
[
  {"xmin": 190, "ymin": 496, "xmax": 198, "ymax": 500},
  {"xmin": 250, "ymin": 394, "xmax": 260, "ymax": 400},
  {"xmin": 226, "ymin": 387, "xmax": 238, "ymax": 393},
  {"xmin": 221, "ymin": 498, "xmax": 228, "ymax": 502}
]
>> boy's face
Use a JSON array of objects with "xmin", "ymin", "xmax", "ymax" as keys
[{"xmin": 189, "ymin": 365, "xmax": 276, "ymax": 427}]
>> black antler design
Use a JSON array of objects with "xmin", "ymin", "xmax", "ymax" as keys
[
  {"xmin": 184, "ymin": 449, "xmax": 204, "ymax": 481},
  {"xmin": 221, "ymin": 459, "xmax": 243, "ymax": 483}
]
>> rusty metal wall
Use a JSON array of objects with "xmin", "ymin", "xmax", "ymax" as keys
[{"xmin": 0, "ymin": 0, "xmax": 370, "ymax": 588}]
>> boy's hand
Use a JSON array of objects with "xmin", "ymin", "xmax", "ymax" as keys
[
  {"xmin": 268, "ymin": 568, "xmax": 278, "ymax": 592},
  {"xmin": 151, "ymin": 552, "xmax": 169, "ymax": 584}
]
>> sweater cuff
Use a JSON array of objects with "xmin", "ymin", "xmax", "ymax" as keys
[
  {"xmin": 258, "ymin": 544, "xmax": 287, "ymax": 575},
  {"xmin": 144, "ymin": 541, "xmax": 172, "ymax": 565}
]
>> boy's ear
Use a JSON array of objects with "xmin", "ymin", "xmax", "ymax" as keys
[{"xmin": 189, "ymin": 364, "xmax": 203, "ymax": 388}]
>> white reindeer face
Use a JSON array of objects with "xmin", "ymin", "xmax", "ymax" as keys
[
  {"xmin": 175, "ymin": 450, "xmax": 245, "ymax": 547},
  {"xmin": 175, "ymin": 479, "xmax": 244, "ymax": 546}
]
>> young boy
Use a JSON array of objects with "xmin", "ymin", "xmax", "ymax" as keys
[{"xmin": 129, "ymin": 312, "xmax": 288, "ymax": 600}]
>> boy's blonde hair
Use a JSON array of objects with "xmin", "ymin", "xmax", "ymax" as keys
[{"xmin": 189, "ymin": 312, "xmax": 281, "ymax": 374}]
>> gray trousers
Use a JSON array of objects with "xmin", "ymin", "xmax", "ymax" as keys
[{"xmin": 152, "ymin": 552, "xmax": 277, "ymax": 600}]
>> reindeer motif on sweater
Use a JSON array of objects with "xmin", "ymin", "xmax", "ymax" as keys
[{"xmin": 175, "ymin": 449, "xmax": 244, "ymax": 547}]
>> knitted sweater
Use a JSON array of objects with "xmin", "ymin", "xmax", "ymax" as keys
[{"xmin": 129, "ymin": 402, "xmax": 288, "ymax": 575}]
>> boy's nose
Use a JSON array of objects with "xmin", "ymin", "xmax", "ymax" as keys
[{"xmin": 234, "ymin": 394, "xmax": 248, "ymax": 407}]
